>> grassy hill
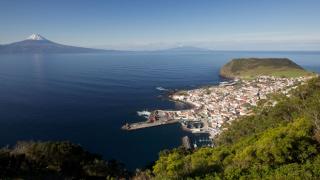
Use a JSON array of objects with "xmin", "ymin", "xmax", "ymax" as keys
[
  {"xmin": 136, "ymin": 77, "xmax": 320, "ymax": 179},
  {"xmin": 220, "ymin": 58, "xmax": 311, "ymax": 79}
]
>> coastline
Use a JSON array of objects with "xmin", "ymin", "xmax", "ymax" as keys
[
  {"xmin": 121, "ymin": 80, "xmax": 234, "ymax": 136},
  {"xmin": 121, "ymin": 75, "xmax": 316, "ymax": 145}
]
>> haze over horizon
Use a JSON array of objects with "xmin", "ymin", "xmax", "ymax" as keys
[{"xmin": 1, "ymin": 0, "xmax": 320, "ymax": 51}]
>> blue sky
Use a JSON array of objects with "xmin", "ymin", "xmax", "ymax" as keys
[{"xmin": 0, "ymin": 0, "xmax": 320, "ymax": 50}]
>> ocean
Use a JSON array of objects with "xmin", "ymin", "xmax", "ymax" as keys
[{"xmin": 0, "ymin": 51, "xmax": 319, "ymax": 169}]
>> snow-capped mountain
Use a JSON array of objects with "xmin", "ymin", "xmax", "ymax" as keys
[
  {"xmin": 26, "ymin": 34, "xmax": 47, "ymax": 41},
  {"xmin": 0, "ymin": 34, "xmax": 113, "ymax": 54}
]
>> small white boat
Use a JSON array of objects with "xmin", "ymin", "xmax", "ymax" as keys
[
  {"xmin": 137, "ymin": 110, "xmax": 151, "ymax": 119},
  {"xmin": 156, "ymin": 87, "xmax": 169, "ymax": 91}
]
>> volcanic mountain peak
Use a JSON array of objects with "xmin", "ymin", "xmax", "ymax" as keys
[{"xmin": 26, "ymin": 34, "xmax": 47, "ymax": 41}]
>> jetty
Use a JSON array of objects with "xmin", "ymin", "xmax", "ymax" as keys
[
  {"xmin": 122, "ymin": 119, "xmax": 179, "ymax": 130},
  {"xmin": 122, "ymin": 110, "xmax": 180, "ymax": 131}
]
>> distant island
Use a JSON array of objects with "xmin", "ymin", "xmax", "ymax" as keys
[
  {"xmin": 0, "ymin": 36, "xmax": 215, "ymax": 54},
  {"xmin": 219, "ymin": 58, "xmax": 311, "ymax": 79},
  {"xmin": 0, "ymin": 34, "xmax": 117, "ymax": 54},
  {"xmin": 152, "ymin": 46, "xmax": 213, "ymax": 54}
]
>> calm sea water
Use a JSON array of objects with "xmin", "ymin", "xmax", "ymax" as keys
[{"xmin": 0, "ymin": 51, "xmax": 319, "ymax": 169}]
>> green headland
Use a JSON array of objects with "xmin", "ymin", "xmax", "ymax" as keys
[{"xmin": 220, "ymin": 58, "xmax": 312, "ymax": 79}]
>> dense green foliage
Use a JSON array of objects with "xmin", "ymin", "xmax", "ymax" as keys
[
  {"xmin": 0, "ymin": 141, "xmax": 128, "ymax": 179},
  {"xmin": 219, "ymin": 58, "xmax": 311, "ymax": 79},
  {"xmin": 148, "ymin": 77, "xmax": 320, "ymax": 179}
]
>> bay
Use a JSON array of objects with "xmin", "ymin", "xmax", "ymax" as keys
[{"xmin": 0, "ymin": 51, "xmax": 319, "ymax": 169}]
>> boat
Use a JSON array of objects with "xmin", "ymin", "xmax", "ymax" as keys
[{"xmin": 137, "ymin": 110, "xmax": 151, "ymax": 118}]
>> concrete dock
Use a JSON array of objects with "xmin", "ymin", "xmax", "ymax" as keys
[{"xmin": 122, "ymin": 119, "xmax": 180, "ymax": 131}]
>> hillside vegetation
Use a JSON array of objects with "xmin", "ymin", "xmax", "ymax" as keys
[
  {"xmin": 138, "ymin": 76, "xmax": 320, "ymax": 179},
  {"xmin": 220, "ymin": 58, "xmax": 311, "ymax": 79},
  {"xmin": 0, "ymin": 141, "xmax": 129, "ymax": 179}
]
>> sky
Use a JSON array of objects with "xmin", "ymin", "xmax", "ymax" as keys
[{"xmin": 0, "ymin": 0, "xmax": 320, "ymax": 50}]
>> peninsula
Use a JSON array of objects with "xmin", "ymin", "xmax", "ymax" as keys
[
  {"xmin": 122, "ymin": 58, "xmax": 316, "ymax": 141},
  {"xmin": 219, "ymin": 58, "xmax": 311, "ymax": 79}
]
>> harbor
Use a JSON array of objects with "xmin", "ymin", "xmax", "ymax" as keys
[{"xmin": 122, "ymin": 76, "xmax": 313, "ymax": 143}]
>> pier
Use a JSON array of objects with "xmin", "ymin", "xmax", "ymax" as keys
[
  {"xmin": 122, "ymin": 119, "xmax": 179, "ymax": 130},
  {"xmin": 122, "ymin": 110, "xmax": 181, "ymax": 130}
]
